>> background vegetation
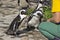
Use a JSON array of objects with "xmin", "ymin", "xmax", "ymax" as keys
[{"xmin": 43, "ymin": 6, "xmax": 52, "ymax": 20}]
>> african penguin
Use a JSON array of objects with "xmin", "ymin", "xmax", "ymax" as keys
[
  {"xmin": 5, "ymin": 9, "xmax": 27, "ymax": 35},
  {"xmin": 15, "ymin": 10, "xmax": 43, "ymax": 35}
]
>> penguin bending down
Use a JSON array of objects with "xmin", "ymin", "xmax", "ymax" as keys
[
  {"xmin": 15, "ymin": 10, "xmax": 43, "ymax": 35},
  {"xmin": 5, "ymin": 9, "xmax": 27, "ymax": 35}
]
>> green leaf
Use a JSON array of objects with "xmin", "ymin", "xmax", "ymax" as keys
[
  {"xmin": 26, "ymin": 8, "xmax": 35, "ymax": 15},
  {"xmin": 43, "ymin": 6, "xmax": 52, "ymax": 19}
]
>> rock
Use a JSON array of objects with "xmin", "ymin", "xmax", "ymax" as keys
[
  {"xmin": 21, "ymin": 36, "xmax": 29, "ymax": 40},
  {"xmin": 0, "ymin": 38, "xmax": 4, "ymax": 40},
  {"xmin": 0, "ymin": 8, "xmax": 19, "ymax": 15},
  {"xmin": 28, "ymin": 34, "xmax": 34, "ymax": 38},
  {"xmin": 20, "ymin": 0, "xmax": 28, "ymax": 8},
  {"xmin": 0, "ymin": 23, "xmax": 9, "ymax": 28},
  {"xmin": 0, "ymin": 0, "xmax": 18, "ymax": 8}
]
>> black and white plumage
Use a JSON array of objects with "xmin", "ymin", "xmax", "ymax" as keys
[
  {"xmin": 5, "ymin": 14, "xmax": 21, "ymax": 35},
  {"xmin": 28, "ymin": 10, "xmax": 43, "ymax": 27},
  {"xmin": 26, "ymin": 10, "xmax": 43, "ymax": 31},
  {"xmin": 5, "ymin": 9, "xmax": 27, "ymax": 35},
  {"xmin": 25, "ymin": 1, "xmax": 43, "ymax": 31},
  {"xmin": 6, "ymin": 0, "xmax": 43, "ymax": 36},
  {"xmin": 15, "ymin": 1, "xmax": 43, "ymax": 35},
  {"xmin": 20, "ymin": 9, "xmax": 27, "ymax": 20},
  {"xmin": 16, "ymin": 10, "xmax": 43, "ymax": 35}
]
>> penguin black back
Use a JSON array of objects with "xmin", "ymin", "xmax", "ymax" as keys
[{"xmin": 6, "ymin": 14, "xmax": 21, "ymax": 35}]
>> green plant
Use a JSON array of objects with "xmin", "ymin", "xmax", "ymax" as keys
[
  {"xmin": 26, "ymin": 8, "xmax": 35, "ymax": 15},
  {"xmin": 43, "ymin": 6, "xmax": 52, "ymax": 20}
]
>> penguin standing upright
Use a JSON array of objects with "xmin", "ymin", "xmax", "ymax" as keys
[
  {"xmin": 15, "ymin": 10, "xmax": 43, "ymax": 36},
  {"xmin": 15, "ymin": 0, "xmax": 43, "ymax": 35},
  {"xmin": 5, "ymin": 9, "xmax": 27, "ymax": 35}
]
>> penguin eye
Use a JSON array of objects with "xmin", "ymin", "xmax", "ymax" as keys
[
  {"xmin": 37, "ymin": 13, "xmax": 43, "ymax": 18},
  {"xmin": 21, "ymin": 11, "xmax": 26, "ymax": 14},
  {"xmin": 37, "ymin": 13, "xmax": 41, "ymax": 16}
]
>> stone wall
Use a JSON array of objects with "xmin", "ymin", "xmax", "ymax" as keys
[
  {"xmin": 0, "ymin": 0, "xmax": 28, "ymax": 16},
  {"xmin": 0, "ymin": 0, "xmax": 18, "ymax": 15}
]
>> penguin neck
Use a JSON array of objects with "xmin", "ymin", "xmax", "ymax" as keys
[{"xmin": 20, "ymin": 14, "xmax": 27, "ymax": 20}]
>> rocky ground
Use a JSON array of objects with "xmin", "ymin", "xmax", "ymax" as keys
[
  {"xmin": 0, "ymin": 14, "xmax": 48, "ymax": 40},
  {"xmin": 0, "ymin": 0, "xmax": 48, "ymax": 40}
]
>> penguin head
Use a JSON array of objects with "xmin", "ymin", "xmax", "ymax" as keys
[
  {"xmin": 20, "ymin": 9, "xmax": 27, "ymax": 20},
  {"xmin": 37, "ymin": 12, "xmax": 43, "ymax": 18},
  {"xmin": 33, "ymin": 10, "xmax": 43, "ymax": 18},
  {"xmin": 20, "ymin": 9, "xmax": 26, "ymax": 15}
]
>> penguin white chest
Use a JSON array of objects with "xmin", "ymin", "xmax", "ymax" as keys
[{"xmin": 28, "ymin": 16, "xmax": 39, "ymax": 27}]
